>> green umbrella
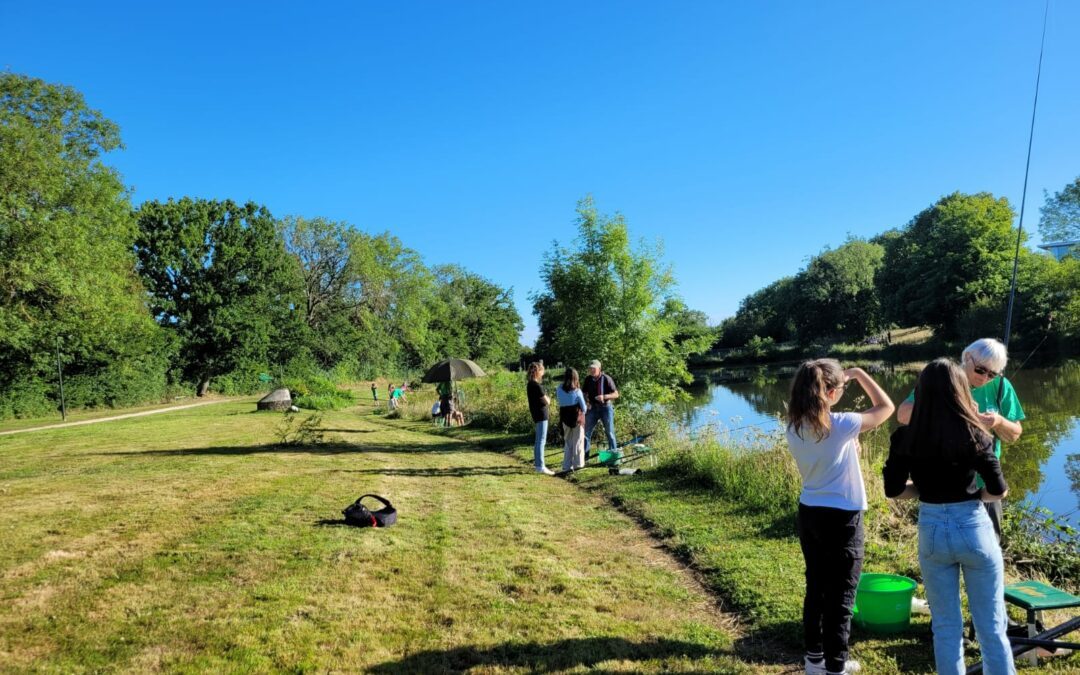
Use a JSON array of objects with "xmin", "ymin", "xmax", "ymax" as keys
[{"xmin": 421, "ymin": 358, "xmax": 486, "ymax": 383}]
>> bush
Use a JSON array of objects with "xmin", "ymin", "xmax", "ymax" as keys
[{"xmin": 294, "ymin": 390, "xmax": 356, "ymax": 411}]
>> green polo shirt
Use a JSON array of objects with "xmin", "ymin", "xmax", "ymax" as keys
[{"xmin": 904, "ymin": 377, "xmax": 1025, "ymax": 487}]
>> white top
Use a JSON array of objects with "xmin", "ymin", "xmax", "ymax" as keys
[{"xmin": 786, "ymin": 412, "xmax": 866, "ymax": 511}]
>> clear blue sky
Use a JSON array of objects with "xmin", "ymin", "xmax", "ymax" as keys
[{"xmin": 5, "ymin": 1, "xmax": 1078, "ymax": 345}]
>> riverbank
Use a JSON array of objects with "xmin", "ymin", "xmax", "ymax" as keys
[{"xmin": 392, "ymin": 377, "xmax": 1080, "ymax": 673}]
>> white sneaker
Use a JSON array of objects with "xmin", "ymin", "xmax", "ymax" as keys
[
  {"xmin": 805, "ymin": 658, "xmax": 861, "ymax": 675},
  {"xmin": 536, "ymin": 467, "xmax": 555, "ymax": 475}
]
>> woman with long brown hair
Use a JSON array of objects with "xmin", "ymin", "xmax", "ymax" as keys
[
  {"xmin": 786, "ymin": 359, "xmax": 894, "ymax": 675},
  {"xmin": 525, "ymin": 361, "xmax": 553, "ymax": 475},
  {"xmin": 884, "ymin": 359, "xmax": 1013, "ymax": 675},
  {"xmin": 554, "ymin": 367, "xmax": 587, "ymax": 472}
]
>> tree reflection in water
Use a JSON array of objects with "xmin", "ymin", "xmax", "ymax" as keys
[{"xmin": 680, "ymin": 361, "xmax": 1080, "ymax": 523}]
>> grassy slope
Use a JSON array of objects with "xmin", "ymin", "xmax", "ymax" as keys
[
  {"xmin": 448, "ymin": 425, "xmax": 1080, "ymax": 674},
  {"xmin": 0, "ymin": 399, "xmax": 754, "ymax": 673}
]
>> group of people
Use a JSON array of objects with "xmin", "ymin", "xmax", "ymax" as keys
[
  {"xmin": 373, "ymin": 381, "xmax": 409, "ymax": 410},
  {"xmin": 787, "ymin": 338, "xmax": 1024, "ymax": 675},
  {"xmin": 526, "ymin": 359, "xmax": 619, "ymax": 475}
]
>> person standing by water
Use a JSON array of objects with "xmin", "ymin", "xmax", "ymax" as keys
[
  {"xmin": 786, "ymin": 360, "xmax": 894, "ymax": 675},
  {"xmin": 555, "ymin": 367, "xmax": 587, "ymax": 472},
  {"xmin": 583, "ymin": 360, "xmax": 618, "ymax": 459},
  {"xmin": 884, "ymin": 359, "xmax": 1014, "ymax": 675},
  {"xmin": 526, "ymin": 362, "xmax": 554, "ymax": 475},
  {"xmin": 896, "ymin": 338, "xmax": 1024, "ymax": 538}
]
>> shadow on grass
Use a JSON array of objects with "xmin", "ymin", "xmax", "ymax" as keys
[
  {"xmin": 91, "ymin": 440, "xmax": 474, "ymax": 457},
  {"xmin": 365, "ymin": 636, "xmax": 723, "ymax": 674},
  {"xmin": 333, "ymin": 466, "xmax": 525, "ymax": 477}
]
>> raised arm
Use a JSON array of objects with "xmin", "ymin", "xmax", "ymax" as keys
[{"xmin": 844, "ymin": 367, "xmax": 894, "ymax": 432}]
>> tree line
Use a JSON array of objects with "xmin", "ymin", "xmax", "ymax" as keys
[
  {"xmin": 1, "ymin": 73, "xmax": 524, "ymax": 418},
  {"xmin": 718, "ymin": 188, "xmax": 1080, "ymax": 356}
]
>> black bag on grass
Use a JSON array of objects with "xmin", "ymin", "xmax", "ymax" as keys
[{"xmin": 343, "ymin": 494, "xmax": 397, "ymax": 528}]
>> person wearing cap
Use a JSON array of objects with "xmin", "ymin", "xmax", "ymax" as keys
[{"xmin": 583, "ymin": 359, "xmax": 619, "ymax": 459}]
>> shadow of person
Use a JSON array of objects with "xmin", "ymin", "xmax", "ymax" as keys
[{"xmin": 366, "ymin": 636, "xmax": 723, "ymax": 674}]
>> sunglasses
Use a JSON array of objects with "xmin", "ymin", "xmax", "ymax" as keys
[{"xmin": 972, "ymin": 364, "xmax": 1001, "ymax": 379}]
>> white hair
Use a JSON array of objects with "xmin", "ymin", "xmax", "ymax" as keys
[{"xmin": 961, "ymin": 338, "xmax": 1008, "ymax": 372}]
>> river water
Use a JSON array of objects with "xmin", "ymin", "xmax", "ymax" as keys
[{"xmin": 676, "ymin": 362, "xmax": 1080, "ymax": 528}]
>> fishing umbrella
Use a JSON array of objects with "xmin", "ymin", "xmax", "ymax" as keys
[{"xmin": 421, "ymin": 358, "xmax": 486, "ymax": 383}]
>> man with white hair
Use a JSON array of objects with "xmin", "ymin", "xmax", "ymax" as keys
[{"xmin": 897, "ymin": 337, "xmax": 1025, "ymax": 536}]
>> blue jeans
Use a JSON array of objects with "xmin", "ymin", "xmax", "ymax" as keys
[
  {"xmin": 919, "ymin": 501, "xmax": 1015, "ymax": 675},
  {"xmin": 533, "ymin": 420, "xmax": 548, "ymax": 469},
  {"xmin": 584, "ymin": 405, "xmax": 616, "ymax": 457}
]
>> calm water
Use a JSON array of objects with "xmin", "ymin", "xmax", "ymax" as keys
[{"xmin": 676, "ymin": 362, "xmax": 1080, "ymax": 527}]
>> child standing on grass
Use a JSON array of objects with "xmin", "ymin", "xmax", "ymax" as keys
[{"xmin": 786, "ymin": 359, "xmax": 894, "ymax": 675}]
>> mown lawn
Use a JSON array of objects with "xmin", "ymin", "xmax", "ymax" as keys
[
  {"xmin": 0, "ymin": 399, "xmax": 758, "ymax": 673},
  {"xmin": 448, "ymin": 424, "xmax": 1080, "ymax": 674}
]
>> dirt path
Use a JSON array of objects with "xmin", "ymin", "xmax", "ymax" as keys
[{"xmin": 0, "ymin": 398, "xmax": 235, "ymax": 436}]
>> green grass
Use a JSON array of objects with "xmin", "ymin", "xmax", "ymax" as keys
[
  {"xmin": 441, "ymin": 422, "xmax": 1080, "ymax": 674},
  {"xmin": 0, "ymin": 398, "xmax": 756, "ymax": 673}
]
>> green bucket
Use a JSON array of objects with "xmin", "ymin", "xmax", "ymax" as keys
[
  {"xmin": 597, "ymin": 449, "xmax": 623, "ymax": 466},
  {"xmin": 852, "ymin": 573, "xmax": 917, "ymax": 634}
]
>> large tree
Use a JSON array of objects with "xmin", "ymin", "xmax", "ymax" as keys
[
  {"xmin": 877, "ymin": 192, "xmax": 1017, "ymax": 337},
  {"xmin": 532, "ymin": 197, "xmax": 705, "ymax": 403},
  {"xmin": 0, "ymin": 73, "xmax": 167, "ymax": 416},
  {"xmin": 135, "ymin": 198, "xmax": 302, "ymax": 395},
  {"xmin": 428, "ymin": 265, "xmax": 524, "ymax": 367},
  {"xmin": 792, "ymin": 238, "xmax": 885, "ymax": 341}
]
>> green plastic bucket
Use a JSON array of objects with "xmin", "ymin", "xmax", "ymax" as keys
[
  {"xmin": 853, "ymin": 573, "xmax": 917, "ymax": 634},
  {"xmin": 597, "ymin": 450, "xmax": 623, "ymax": 466}
]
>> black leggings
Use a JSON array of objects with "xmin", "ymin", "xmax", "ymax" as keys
[{"xmin": 797, "ymin": 503, "xmax": 864, "ymax": 674}]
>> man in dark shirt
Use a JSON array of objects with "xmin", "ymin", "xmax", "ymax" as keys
[{"xmin": 583, "ymin": 359, "xmax": 619, "ymax": 459}]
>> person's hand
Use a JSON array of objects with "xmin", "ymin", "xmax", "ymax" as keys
[{"xmin": 978, "ymin": 411, "xmax": 1000, "ymax": 430}]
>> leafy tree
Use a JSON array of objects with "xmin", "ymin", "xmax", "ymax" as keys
[
  {"xmin": 0, "ymin": 73, "xmax": 167, "ymax": 416},
  {"xmin": 877, "ymin": 192, "xmax": 1017, "ymax": 337},
  {"xmin": 659, "ymin": 298, "xmax": 717, "ymax": 358},
  {"xmin": 135, "ymin": 198, "xmax": 303, "ymax": 395},
  {"xmin": 1038, "ymin": 176, "xmax": 1080, "ymax": 246},
  {"xmin": 531, "ymin": 197, "xmax": 705, "ymax": 403},
  {"xmin": 428, "ymin": 265, "xmax": 524, "ymax": 367},
  {"xmin": 719, "ymin": 276, "xmax": 797, "ymax": 347},
  {"xmin": 792, "ymin": 238, "xmax": 884, "ymax": 341}
]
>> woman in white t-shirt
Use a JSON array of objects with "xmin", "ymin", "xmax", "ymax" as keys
[{"xmin": 786, "ymin": 359, "xmax": 894, "ymax": 675}]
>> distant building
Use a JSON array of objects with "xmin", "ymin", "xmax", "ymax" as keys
[{"xmin": 1038, "ymin": 240, "xmax": 1079, "ymax": 261}]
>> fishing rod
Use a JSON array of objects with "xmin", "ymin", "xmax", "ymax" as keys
[{"xmin": 1002, "ymin": 0, "xmax": 1050, "ymax": 350}]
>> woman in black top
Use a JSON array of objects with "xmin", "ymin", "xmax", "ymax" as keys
[
  {"xmin": 883, "ymin": 359, "xmax": 1013, "ymax": 675},
  {"xmin": 526, "ymin": 361, "xmax": 553, "ymax": 475}
]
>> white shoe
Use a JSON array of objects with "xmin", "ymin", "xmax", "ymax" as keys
[
  {"xmin": 536, "ymin": 467, "xmax": 555, "ymax": 475},
  {"xmin": 806, "ymin": 658, "xmax": 861, "ymax": 675}
]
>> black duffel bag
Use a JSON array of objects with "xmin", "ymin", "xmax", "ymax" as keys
[{"xmin": 342, "ymin": 494, "xmax": 397, "ymax": 528}]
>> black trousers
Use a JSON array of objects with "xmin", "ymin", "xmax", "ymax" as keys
[{"xmin": 797, "ymin": 503, "xmax": 864, "ymax": 674}]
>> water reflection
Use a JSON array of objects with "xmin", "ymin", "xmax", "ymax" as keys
[{"xmin": 680, "ymin": 361, "xmax": 1080, "ymax": 526}]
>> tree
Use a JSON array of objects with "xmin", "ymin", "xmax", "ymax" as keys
[
  {"xmin": 428, "ymin": 265, "xmax": 524, "ymax": 367},
  {"xmin": 531, "ymin": 197, "xmax": 705, "ymax": 403},
  {"xmin": 135, "ymin": 198, "xmax": 302, "ymax": 395},
  {"xmin": 876, "ymin": 192, "xmax": 1017, "ymax": 337},
  {"xmin": 1038, "ymin": 176, "xmax": 1080, "ymax": 246},
  {"xmin": 720, "ymin": 276, "xmax": 797, "ymax": 347},
  {"xmin": 0, "ymin": 73, "xmax": 168, "ymax": 416},
  {"xmin": 792, "ymin": 238, "xmax": 885, "ymax": 341}
]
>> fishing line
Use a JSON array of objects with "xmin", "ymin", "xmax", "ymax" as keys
[{"xmin": 1002, "ymin": 0, "xmax": 1050, "ymax": 349}]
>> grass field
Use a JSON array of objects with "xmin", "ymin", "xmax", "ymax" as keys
[{"xmin": 1, "ymin": 398, "xmax": 758, "ymax": 673}]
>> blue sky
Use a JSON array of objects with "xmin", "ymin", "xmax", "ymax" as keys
[{"xmin": 4, "ymin": 1, "xmax": 1078, "ymax": 345}]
